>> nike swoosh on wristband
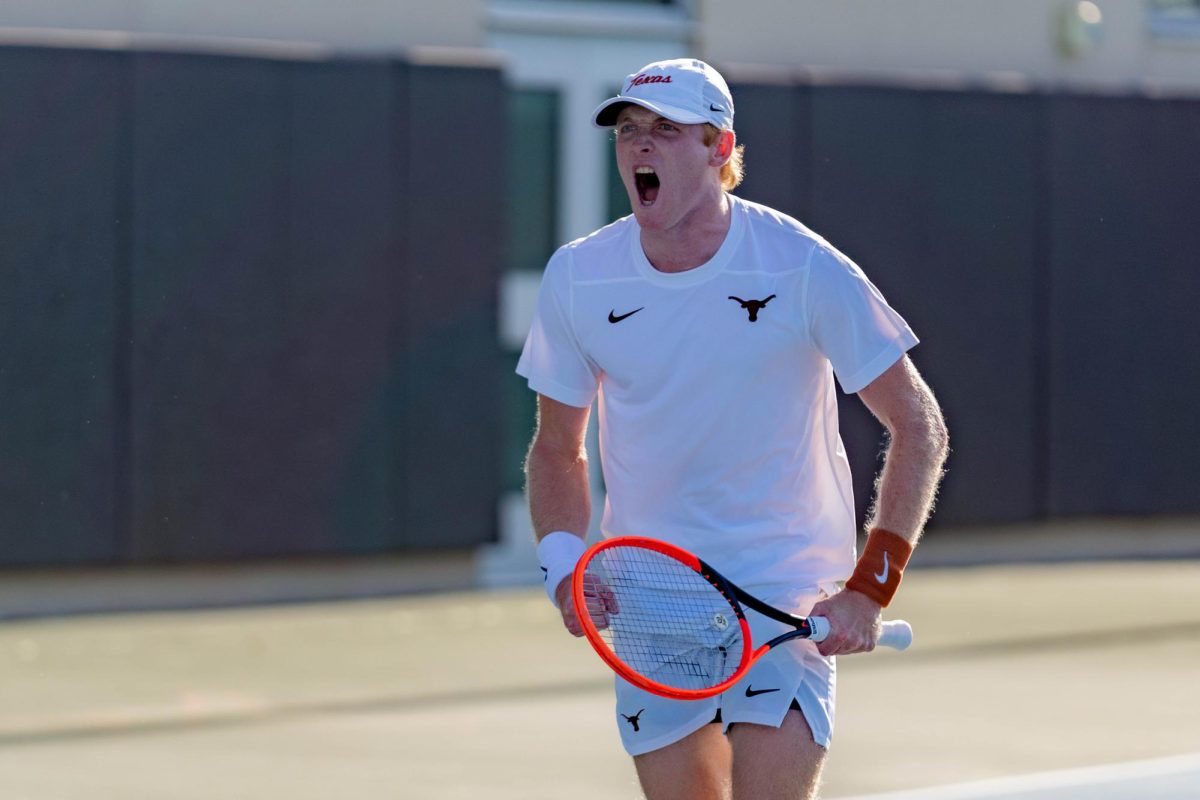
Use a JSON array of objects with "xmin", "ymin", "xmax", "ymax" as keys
[{"xmin": 874, "ymin": 552, "xmax": 890, "ymax": 584}]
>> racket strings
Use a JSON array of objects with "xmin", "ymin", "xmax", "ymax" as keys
[{"xmin": 581, "ymin": 546, "xmax": 745, "ymax": 692}]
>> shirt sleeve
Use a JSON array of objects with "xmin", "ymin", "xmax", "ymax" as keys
[
  {"xmin": 515, "ymin": 248, "xmax": 601, "ymax": 408},
  {"xmin": 803, "ymin": 243, "xmax": 919, "ymax": 394}
]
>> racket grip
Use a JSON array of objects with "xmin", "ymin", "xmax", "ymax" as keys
[
  {"xmin": 806, "ymin": 617, "xmax": 914, "ymax": 651},
  {"xmin": 878, "ymin": 620, "xmax": 914, "ymax": 651}
]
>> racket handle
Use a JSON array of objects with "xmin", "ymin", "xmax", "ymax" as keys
[
  {"xmin": 879, "ymin": 620, "xmax": 914, "ymax": 651},
  {"xmin": 807, "ymin": 617, "xmax": 914, "ymax": 651}
]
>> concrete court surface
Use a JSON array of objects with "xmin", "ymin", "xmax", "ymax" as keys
[{"xmin": 0, "ymin": 559, "xmax": 1198, "ymax": 799}]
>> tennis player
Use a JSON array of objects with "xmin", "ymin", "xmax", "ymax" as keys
[{"xmin": 518, "ymin": 58, "xmax": 948, "ymax": 800}]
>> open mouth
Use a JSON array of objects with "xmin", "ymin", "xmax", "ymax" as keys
[{"xmin": 634, "ymin": 166, "xmax": 660, "ymax": 206}]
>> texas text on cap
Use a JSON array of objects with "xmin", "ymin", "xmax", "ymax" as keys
[{"xmin": 592, "ymin": 58, "xmax": 734, "ymax": 130}]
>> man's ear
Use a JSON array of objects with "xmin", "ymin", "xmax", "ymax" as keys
[{"xmin": 713, "ymin": 130, "xmax": 735, "ymax": 164}]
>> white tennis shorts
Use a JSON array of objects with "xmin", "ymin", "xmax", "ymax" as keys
[{"xmin": 613, "ymin": 585, "xmax": 837, "ymax": 757}]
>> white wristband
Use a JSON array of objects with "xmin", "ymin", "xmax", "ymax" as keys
[{"xmin": 537, "ymin": 531, "xmax": 586, "ymax": 608}]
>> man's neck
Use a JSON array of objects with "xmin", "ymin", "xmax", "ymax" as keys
[{"xmin": 640, "ymin": 191, "xmax": 732, "ymax": 274}]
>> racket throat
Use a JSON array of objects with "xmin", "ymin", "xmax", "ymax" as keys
[{"xmin": 762, "ymin": 628, "xmax": 818, "ymax": 649}]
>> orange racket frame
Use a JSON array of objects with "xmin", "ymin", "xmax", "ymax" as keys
[
  {"xmin": 571, "ymin": 536, "xmax": 764, "ymax": 700},
  {"xmin": 573, "ymin": 537, "xmax": 913, "ymax": 700}
]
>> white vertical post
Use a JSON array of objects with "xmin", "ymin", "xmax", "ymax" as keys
[{"xmin": 480, "ymin": 26, "xmax": 689, "ymax": 587}]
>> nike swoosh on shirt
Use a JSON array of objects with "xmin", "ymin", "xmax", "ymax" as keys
[
  {"xmin": 874, "ymin": 552, "xmax": 890, "ymax": 584},
  {"xmin": 744, "ymin": 686, "xmax": 780, "ymax": 698},
  {"xmin": 608, "ymin": 307, "xmax": 644, "ymax": 323}
]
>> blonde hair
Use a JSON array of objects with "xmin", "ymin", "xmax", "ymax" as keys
[{"xmin": 703, "ymin": 124, "xmax": 745, "ymax": 191}]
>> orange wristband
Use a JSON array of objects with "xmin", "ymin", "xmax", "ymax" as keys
[{"xmin": 845, "ymin": 528, "xmax": 913, "ymax": 608}]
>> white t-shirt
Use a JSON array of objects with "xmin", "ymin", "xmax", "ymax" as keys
[{"xmin": 517, "ymin": 194, "xmax": 918, "ymax": 593}]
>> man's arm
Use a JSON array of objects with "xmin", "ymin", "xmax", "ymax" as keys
[
  {"xmin": 525, "ymin": 394, "xmax": 593, "ymax": 635},
  {"xmin": 811, "ymin": 355, "xmax": 949, "ymax": 656},
  {"xmin": 858, "ymin": 355, "xmax": 949, "ymax": 544}
]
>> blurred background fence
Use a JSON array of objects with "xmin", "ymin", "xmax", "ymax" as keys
[
  {"xmin": 756, "ymin": 80, "xmax": 1200, "ymax": 527},
  {"xmin": 0, "ymin": 45, "xmax": 504, "ymax": 566},
  {"xmin": 2, "ymin": 1, "xmax": 1199, "ymax": 570}
]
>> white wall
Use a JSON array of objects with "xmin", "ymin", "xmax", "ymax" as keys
[
  {"xmin": 0, "ymin": 0, "xmax": 486, "ymax": 52},
  {"xmin": 5, "ymin": 1, "xmax": 1197, "ymax": 90},
  {"xmin": 698, "ymin": 0, "xmax": 1200, "ymax": 92}
]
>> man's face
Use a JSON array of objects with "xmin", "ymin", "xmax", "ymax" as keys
[{"xmin": 613, "ymin": 105, "xmax": 722, "ymax": 231}]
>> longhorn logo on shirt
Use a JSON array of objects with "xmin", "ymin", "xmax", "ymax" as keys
[
  {"xmin": 622, "ymin": 708, "xmax": 646, "ymax": 732},
  {"xmin": 728, "ymin": 294, "xmax": 777, "ymax": 322}
]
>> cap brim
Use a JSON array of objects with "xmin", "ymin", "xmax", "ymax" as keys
[{"xmin": 591, "ymin": 96, "xmax": 711, "ymax": 128}]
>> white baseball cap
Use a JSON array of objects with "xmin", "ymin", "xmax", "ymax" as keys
[{"xmin": 592, "ymin": 58, "xmax": 734, "ymax": 130}]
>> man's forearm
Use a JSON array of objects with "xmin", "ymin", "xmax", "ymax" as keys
[
  {"xmin": 525, "ymin": 441, "xmax": 592, "ymax": 541},
  {"xmin": 867, "ymin": 414, "xmax": 949, "ymax": 544}
]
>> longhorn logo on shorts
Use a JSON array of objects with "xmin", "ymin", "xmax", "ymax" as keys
[
  {"xmin": 728, "ymin": 294, "xmax": 777, "ymax": 322},
  {"xmin": 622, "ymin": 708, "xmax": 646, "ymax": 732}
]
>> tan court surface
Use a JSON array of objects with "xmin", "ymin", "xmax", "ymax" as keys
[{"xmin": 1, "ymin": 559, "xmax": 1198, "ymax": 799}]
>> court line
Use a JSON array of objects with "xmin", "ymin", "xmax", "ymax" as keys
[
  {"xmin": 832, "ymin": 752, "xmax": 1200, "ymax": 799},
  {"xmin": 0, "ymin": 679, "xmax": 612, "ymax": 748},
  {"xmin": 2, "ymin": 620, "xmax": 1196, "ymax": 748},
  {"xmin": 888, "ymin": 619, "xmax": 1200, "ymax": 663}
]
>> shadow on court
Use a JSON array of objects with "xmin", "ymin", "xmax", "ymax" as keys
[{"xmin": 0, "ymin": 524, "xmax": 1197, "ymax": 799}]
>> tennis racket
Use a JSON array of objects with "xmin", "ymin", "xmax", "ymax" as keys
[{"xmin": 571, "ymin": 536, "xmax": 913, "ymax": 700}]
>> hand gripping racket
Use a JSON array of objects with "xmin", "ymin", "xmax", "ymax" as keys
[{"xmin": 571, "ymin": 536, "xmax": 913, "ymax": 700}]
